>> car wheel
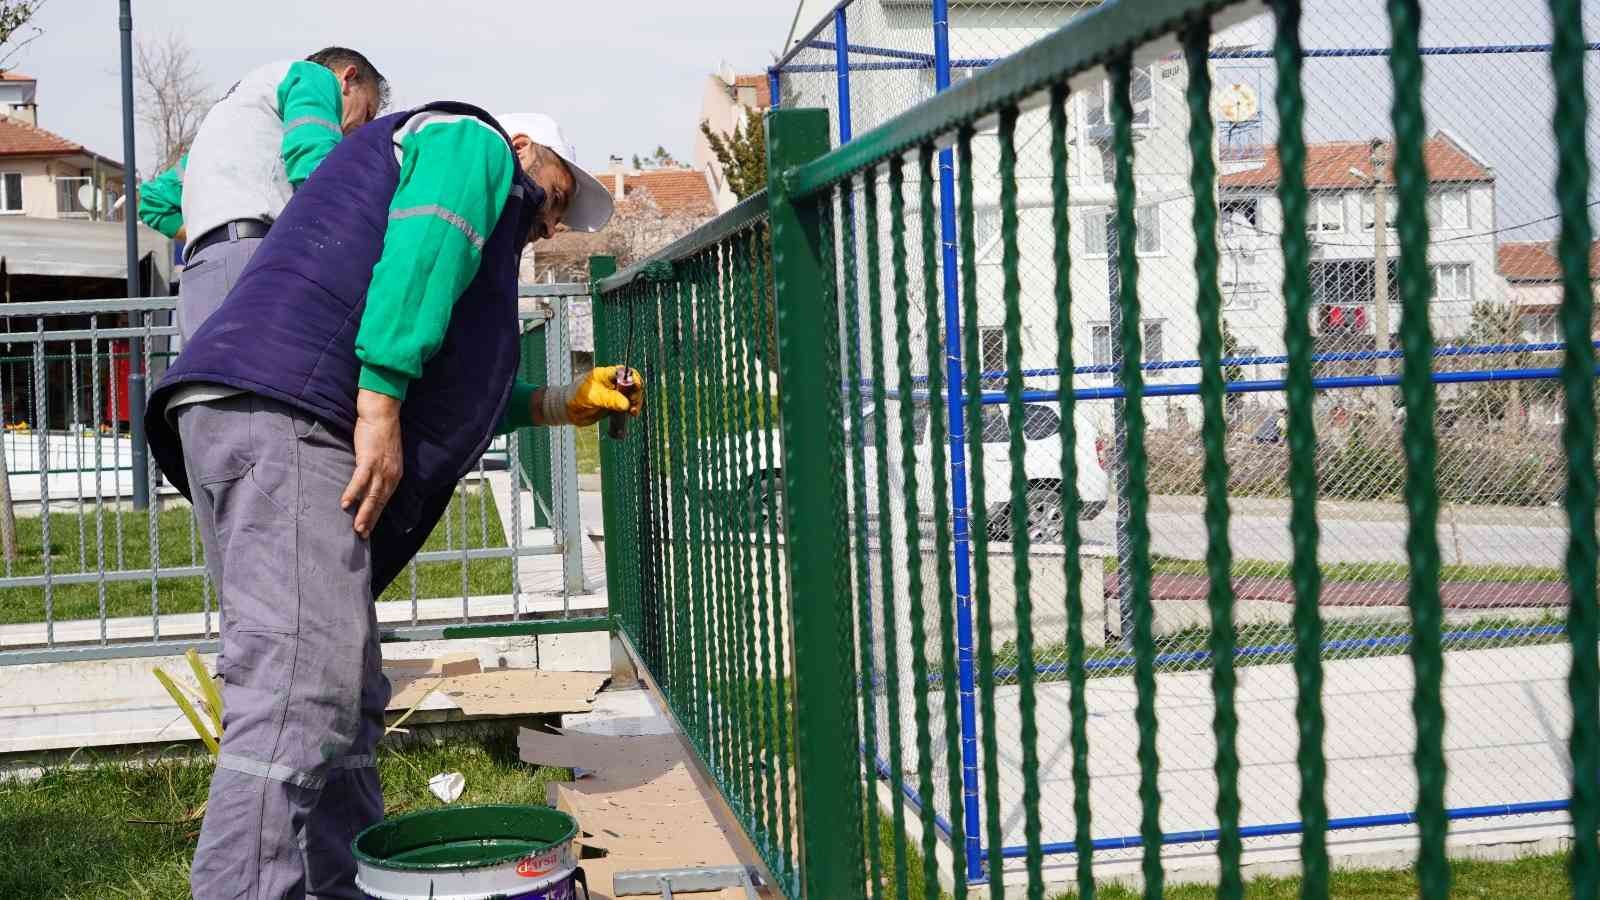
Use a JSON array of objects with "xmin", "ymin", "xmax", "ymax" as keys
[
  {"xmin": 1023, "ymin": 487, "xmax": 1066, "ymax": 544},
  {"xmin": 750, "ymin": 471, "xmax": 783, "ymax": 533},
  {"xmin": 984, "ymin": 486, "xmax": 1067, "ymax": 544}
]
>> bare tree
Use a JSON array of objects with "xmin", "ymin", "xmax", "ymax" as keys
[
  {"xmin": 136, "ymin": 32, "xmax": 211, "ymax": 172},
  {"xmin": 604, "ymin": 188, "xmax": 708, "ymax": 267},
  {"xmin": 0, "ymin": 0, "xmax": 45, "ymax": 75}
]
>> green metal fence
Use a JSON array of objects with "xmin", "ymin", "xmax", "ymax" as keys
[{"xmin": 594, "ymin": 0, "xmax": 1598, "ymax": 896}]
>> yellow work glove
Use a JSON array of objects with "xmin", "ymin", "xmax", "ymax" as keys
[{"xmin": 540, "ymin": 365, "xmax": 643, "ymax": 427}]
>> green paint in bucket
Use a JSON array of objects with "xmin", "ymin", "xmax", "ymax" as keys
[{"xmin": 353, "ymin": 804, "xmax": 587, "ymax": 900}]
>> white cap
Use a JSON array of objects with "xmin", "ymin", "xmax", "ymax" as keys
[{"xmin": 493, "ymin": 112, "xmax": 614, "ymax": 233}]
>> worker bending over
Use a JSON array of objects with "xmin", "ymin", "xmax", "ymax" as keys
[{"xmin": 145, "ymin": 105, "xmax": 637, "ymax": 899}]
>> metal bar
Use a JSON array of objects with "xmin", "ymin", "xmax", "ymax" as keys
[
  {"xmin": 767, "ymin": 107, "xmax": 865, "ymax": 898},
  {"xmin": 929, "ymin": 0, "xmax": 981, "ymax": 885},
  {"xmin": 1183, "ymin": 21, "xmax": 1243, "ymax": 899},
  {"xmin": 613, "ymin": 866, "xmax": 759, "ymax": 896},
  {"xmin": 33, "ymin": 322, "xmax": 52, "ymax": 645},
  {"xmin": 956, "ymin": 128, "xmax": 1005, "ymax": 897},
  {"xmin": 554, "ymin": 299, "xmax": 586, "ymax": 599},
  {"xmin": 785, "ymin": 0, "xmax": 1265, "ymax": 197},
  {"xmin": 1551, "ymin": 0, "xmax": 1600, "ymax": 888},
  {"xmin": 1269, "ymin": 1, "xmax": 1330, "ymax": 893},
  {"xmin": 0, "ymin": 326, "xmax": 180, "ymax": 344},
  {"xmin": 990, "ymin": 799, "xmax": 1575, "ymax": 859},
  {"xmin": 865, "ymin": 166, "xmax": 912, "ymax": 900},
  {"xmin": 0, "ymin": 297, "xmax": 177, "ymax": 317},
  {"xmin": 516, "ymin": 283, "xmax": 591, "ymax": 298}
]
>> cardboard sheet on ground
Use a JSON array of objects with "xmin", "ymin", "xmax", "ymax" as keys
[
  {"xmin": 384, "ymin": 660, "xmax": 607, "ymax": 718},
  {"xmin": 519, "ymin": 727, "xmax": 757, "ymax": 899}
]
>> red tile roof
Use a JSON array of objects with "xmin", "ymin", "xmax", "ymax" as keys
[
  {"xmin": 0, "ymin": 71, "xmax": 35, "ymax": 81},
  {"xmin": 1219, "ymin": 134, "xmax": 1491, "ymax": 191},
  {"xmin": 1498, "ymin": 240, "xmax": 1600, "ymax": 282},
  {"xmin": 0, "ymin": 114, "xmax": 120, "ymax": 167},
  {"xmin": 734, "ymin": 73, "xmax": 772, "ymax": 109},
  {"xmin": 598, "ymin": 168, "xmax": 714, "ymax": 216}
]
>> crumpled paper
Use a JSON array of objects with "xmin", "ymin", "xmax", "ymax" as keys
[{"xmin": 428, "ymin": 771, "xmax": 465, "ymax": 803}]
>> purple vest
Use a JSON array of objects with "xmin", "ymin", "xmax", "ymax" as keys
[{"xmin": 147, "ymin": 102, "xmax": 542, "ymax": 593}]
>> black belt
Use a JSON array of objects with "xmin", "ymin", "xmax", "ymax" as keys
[{"xmin": 186, "ymin": 219, "xmax": 271, "ymax": 262}]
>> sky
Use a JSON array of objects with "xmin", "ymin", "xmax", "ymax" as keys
[{"xmin": 8, "ymin": 0, "xmax": 796, "ymax": 179}]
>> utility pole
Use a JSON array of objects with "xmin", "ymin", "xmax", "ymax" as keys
[{"xmin": 1370, "ymin": 139, "xmax": 1393, "ymax": 427}]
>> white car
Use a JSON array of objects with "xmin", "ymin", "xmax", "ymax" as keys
[{"xmin": 729, "ymin": 400, "xmax": 1109, "ymax": 544}]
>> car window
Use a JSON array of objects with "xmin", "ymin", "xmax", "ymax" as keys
[{"xmin": 1022, "ymin": 404, "xmax": 1060, "ymax": 440}]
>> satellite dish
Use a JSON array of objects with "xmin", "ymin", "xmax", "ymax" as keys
[
  {"xmin": 1216, "ymin": 82, "xmax": 1259, "ymax": 123},
  {"xmin": 76, "ymin": 182, "xmax": 96, "ymax": 212}
]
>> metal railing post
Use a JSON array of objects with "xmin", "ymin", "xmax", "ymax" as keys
[
  {"xmin": 590, "ymin": 256, "xmax": 624, "ymax": 619},
  {"xmin": 118, "ymin": 0, "xmax": 149, "ymax": 511},
  {"xmin": 550, "ymin": 295, "xmax": 587, "ymax": 596},
  {"xmin": 929, "ymin": 0, "xmax": 984, "ymax": 880},
  {"xmin": 766, "ymin": 106, "xmax": 865, "ymax": 898}
]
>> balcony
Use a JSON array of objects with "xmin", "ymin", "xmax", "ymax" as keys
[{"xmin": 54, "ymin": 177, "xmax": 119, "ymax": 221}]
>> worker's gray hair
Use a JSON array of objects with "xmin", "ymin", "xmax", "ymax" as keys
[{"xmin": 307, "ymin": 47, "xmax": 391, "ymax": 112}]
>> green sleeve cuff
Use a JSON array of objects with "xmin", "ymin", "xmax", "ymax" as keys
[
  {"xmin": 495, "ymin": 381, "xmax": 539, "ymax": 435},
  {"xmin": 358, "ymin": 364, "xmax": 410, "ymax": 401}
]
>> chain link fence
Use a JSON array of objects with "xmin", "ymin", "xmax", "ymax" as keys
[{"xmin": 773, "ymin": 0, "xmax": 1595, "ymax": 884}]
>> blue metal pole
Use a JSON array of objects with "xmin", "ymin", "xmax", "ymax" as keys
[
  {"xmin": 767, "ymin": 67, "xmax": 781, "ymax": 110},
  {"xmin": 930, "ymin": 0, "xmax": 985, "ymax": 884}
]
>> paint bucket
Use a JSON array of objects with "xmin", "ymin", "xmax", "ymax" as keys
[{"xmin": 353, "ymin": 804, "xmax": 588, "ymax": 900}]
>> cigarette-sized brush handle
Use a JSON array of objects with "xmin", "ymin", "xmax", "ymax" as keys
[{"xmin": 607, "ymin": 367, "xmax": 635, "ymax": 440}]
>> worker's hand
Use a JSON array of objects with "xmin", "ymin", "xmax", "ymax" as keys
[
  {"xmin": 342, "ymin": 389, "xmax": 404, "ymax": 538},
  {"xmin": 538, "ymin": 366, "xmax": 642, "ymax": 427},
  {"xmin": 175, "ymin": 225, "xmax": 188, "ymax": 243}
]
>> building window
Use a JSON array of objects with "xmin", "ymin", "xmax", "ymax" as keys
[
  {"xmin": 1143, "ymin": 321, "xmax": 1165, "ymax": 367},
  {"xmin": 1430, "ymin": 263, "xmax": 1472, "ymax": 302},
  {"xmin": 1087, "ymin": 64, "xmax": 1154, "ymax": 128},
  {"xmin": 1221, "ymin": 249, "xmax": 1264, "ymax": 301},
  {"xmin": 979, "ymin": 326, "xmax": 1006, "ymax": 375},
  {"xmin": 1360, "ymin": 192, "xmax": 1399, "ymax": 231},
  {"xmin": 1428, "ymin": 190, "xmax": 1471, "ymax": 230},
  {"xmin": 1091, "ymin": 325, "xmax": 1112, "ymax": 369},
  {"xmin": 1084, "ymin": 205, "xmax": 1161, "ymax": 257},
  {"xmin": 1305, "ymin": 193, "xmax": 1344, "ymax": 233},
  {"xmin": 0, "ymin": 173, "xmax": 21, "ymax": 213},
  {"xmin": 972, "ymin": 208, "xmax": 1002, "ymax": 256},
  {"xmin": 1090, "ymin": 321, "xmax": 1164, "ymax": 375},
  {"xmin": 1523, "ymin": 311, "xmax": 1561, "ymax": 344},
  {"xmin": 1220, "ymin": 198, "xmax": 1258, "ymax": 234}
]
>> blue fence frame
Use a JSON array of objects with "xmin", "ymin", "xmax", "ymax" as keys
[{"xmin": 770, "ymin": 1, "xmax": 1595, "ymax": 884}]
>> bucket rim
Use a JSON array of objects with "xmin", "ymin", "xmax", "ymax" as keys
[{"xmin": 352, "ymin": 803, "xmax": 579, "ymax": 872}]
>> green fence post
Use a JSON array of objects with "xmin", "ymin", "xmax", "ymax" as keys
[
  {"xmin": 766, "ymin": 107, "xmax": 865, "ymax": 898},
  {"xmin": 590, "ymin": 255, "xmax": 623, "ymax": 627}
]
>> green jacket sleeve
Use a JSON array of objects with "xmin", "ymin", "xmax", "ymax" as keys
[
  {"xmin": 355, "ymin": 117, "xmax": 516, "ymax": 400},
  {"xmin": 137, "ymin": 156, "xmax": 186, "ymax": 239},
  {"xmin": 276, "ymin": 60, "xmax": 344, "ymax": 188},
  {"xmin": 494, "ymin": 381, "xmax": 539, "ymax": 435}
]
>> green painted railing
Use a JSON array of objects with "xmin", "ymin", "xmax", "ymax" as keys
[{"xmin": 593, "ymin": 0, "xmax": 1597, "ymax": 897}]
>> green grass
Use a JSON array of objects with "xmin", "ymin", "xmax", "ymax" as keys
[
  {"xmin": 1, "ymin": 488, "xmax": 512, "ymax": 625},
  {"xmin": 0, "ymin": 733, "xmax": 569, "ymax": 900},
  {"xmin": 1050, "ymin": 852, "xmax": 1569, "ymax": 899},
  {"xmin": 575, "ymin": 424, "xmax": 599, "ymax": 475},
  {"xmin": 1104, "ymin": 554, "xmax": 1567, "ymax": 585}
]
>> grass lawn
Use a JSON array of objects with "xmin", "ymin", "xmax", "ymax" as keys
[
  {"xmin": 1053, "ymin": 853, "xmax": 1570, "ymax": 899},
  {"xmin": 0, "ymin": 733, "xmax": 570, "ymax": 900},
  {"xmin": 0, "ymin": 736, "xmax": 1574, "ymax": 898},
  {"xmin": 1, "ymin": 488, "xmax": 513, "ymax": 626},
  {"xmin": 1104, "ymin": 554, "xmax": 1567, "ymax": 585},
  {"xmin": 575, "ymin": 424, "xmax": 600, "ymax": 475}
]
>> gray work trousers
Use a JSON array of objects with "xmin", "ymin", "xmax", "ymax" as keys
[
  {"xmin": 177, "ymin": 393, "xmax": 390, "ymax": 900},
  {"xmin": 178, "ymin": 228, "xmax": 265, "ymax": 341}
]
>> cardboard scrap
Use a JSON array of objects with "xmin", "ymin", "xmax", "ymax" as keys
[
  {"xmin": 384, "ymin": 665, "xmax": 607, "ymax": 718},
  {"xmin": 519, "ymin": 727, "xmax": 757, "ymax": 900}
]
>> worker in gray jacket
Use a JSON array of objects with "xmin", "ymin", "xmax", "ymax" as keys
[{"xmin": 137, "ymin": 47, "xmax": 388, "ymax": 340}]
